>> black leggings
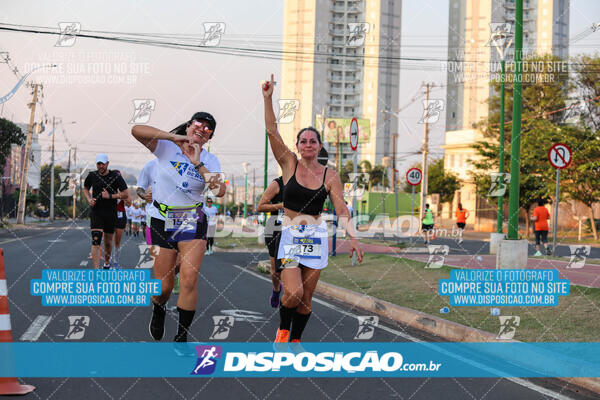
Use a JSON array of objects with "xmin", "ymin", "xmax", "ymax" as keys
[{"xmin": 207, "ymin": 237, "xmax": 214, "ymax": 249}]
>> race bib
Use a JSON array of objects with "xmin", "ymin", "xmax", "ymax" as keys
[
  {"xmin": 276, "ymin": 210, "xmax": 284, "ymax": 224},
  {"xmin": 291, "ymin": 237, "xmax": 321, "ymax": 259},
  {"xmin": 164, "ymin": 210, "xmax": 197, "ymax": 233},
  {"xmin": 117, "ymin": 212, "xmax": 123, "ymax": 218}
]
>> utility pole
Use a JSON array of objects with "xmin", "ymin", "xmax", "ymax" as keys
[
  {"xmin": 419, "ymin": 82, "xmax": 431, "ymax": 221},
  {"xmin": 252, "ymin": 168, "xmax": 256, "ymax": 212},
  {"xmin": 16, "ymin": 84, "xmax": 40, "ymax": 224},
  {"xmin": 392, "ymin": 133, "xmax": 400, "ymax": 241},
  {"xmin": 72, "ymin": 146, "xmax": 77, "ymax": 220},
  {"xmin": 49, "ymin": 117, "xmax": 56, "ymax": 221}
]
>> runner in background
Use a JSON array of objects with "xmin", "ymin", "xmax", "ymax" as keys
[
  {"xmin": 532, "ymin": 199, "xmax": 551, "ymax": 256},
  {"xmin": 131, "ymin": 203, "xmax": 142, "ymax": 237},
  {"xmin": 256, "ymin": 176, "xmax": 284, "ymax": 308},
  {"xmin": 112, "ymin": 197, "xmax": 129, "ymax": 268},
  {"xmin": 125, "ymin": 201, "xmax": 133, "ymax": 236},
  {"xmin": 455, "ymin": 203, "xmax": 469, "ymax": 244},
  {"xmin": 83, "ymin": 153, "xmax": 128, "ymax": 269},
  {"xmin": 202, "ymin": 198, "xmax": 218, "ymax": 255},
  {"xmin": 421, "ymin": 203, "xmax": 435, "ymax": 245}
]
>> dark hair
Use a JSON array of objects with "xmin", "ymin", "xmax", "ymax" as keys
[
  {"xmin": 538, "ymin": 198, "xmax": 546, "ymax": 206},
  {"xmin": 458, "ymin": 202, "xmax": 463, "ymax": 210},
  {"xmin": 425, "ymin": 203, "xmax": 430, "ymax": 208},
  {"xmin": 296, "ymin": 127, "xmax": 322, "ymax": 145},
  {"xmin": 170, "ymin": 111, "xmax": 216, "ymax": 139}
]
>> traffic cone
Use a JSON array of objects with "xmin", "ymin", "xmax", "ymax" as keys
[{"xmin": 0, "ymin": 248, "xmax": 35, "ymax": 395}]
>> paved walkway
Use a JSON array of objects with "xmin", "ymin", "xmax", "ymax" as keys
[{"xmin": 331, "ymin": 238, "xmax": 600, "ymax": 288}]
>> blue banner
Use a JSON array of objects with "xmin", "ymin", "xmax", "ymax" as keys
[{"xmin": 0, "ymin": 342, "xmax": 599, "ymax": 378}]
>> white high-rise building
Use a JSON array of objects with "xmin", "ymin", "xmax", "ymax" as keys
[
  {"xmin": 280, "ymin": 0, "xmax": 401, "ymax": 167},
  {"xmin": 442, "ymin": 0, "xmax": 569, "ymax": 230}
]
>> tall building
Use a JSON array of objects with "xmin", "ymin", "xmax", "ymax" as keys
[
  {"xmin": 280, "ymin": 0, "xmax": 401, "ymax": 167},
  {"xmin": 442, "ymin": 0, "xmax": 569, "ymax": 230}
]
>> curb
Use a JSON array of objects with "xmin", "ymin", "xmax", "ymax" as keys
[{"xmin": 313, "ymin": 279, "xmax": 600, "ymax": 394}]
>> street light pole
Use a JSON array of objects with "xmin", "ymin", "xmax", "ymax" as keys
[
  {"xmin": 490, "ymin": 24, "xmax": 513, "ymax": 234},
  {"xmin": 507, "ymin": 0, "xmax": 524, "ymax": 240},
  {"xmin": 50, "ymin": 117, "xmax": 56, "ymax": 221},
  {"xmin": 242, "ymin": 163, "xmax": 249, "ymax": 219}
]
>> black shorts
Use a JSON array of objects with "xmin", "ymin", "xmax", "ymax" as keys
[
  {"xmin": 422, "ymin": 223, "xmax": 434, "ymax": 231},
  {"xmin": 534, "ymin": 230, "xmax": 548, "ymax": 245},
  {"xmin": 265, "ymin": 231, "xmax": 282, "ymax": 258},
  {"xmin": 90, "ymin": 209, "xmax": 117, "ymax": 234},
  {"xmin": 115, "ymin": 216, "xmax": 127, "ymax": 230},
  {"xmin": 457, "ymin": 222, "xmax": 466, "ymax": 229},
  {"xmin": 150, "ymin": 214, "xmax": 208, "ymax": 250}
]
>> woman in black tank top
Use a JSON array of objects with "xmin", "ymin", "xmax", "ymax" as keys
[{"xmin": 262, "ymin": 74, "xmax": 363, "ymax": 347}]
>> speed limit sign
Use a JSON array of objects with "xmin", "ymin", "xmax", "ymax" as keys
[{"xmin": 406, "ymin": 168, "xmax": 422, "ymax": 186}]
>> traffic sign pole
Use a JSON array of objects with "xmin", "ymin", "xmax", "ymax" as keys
[
  {"xmin": 546, "ymin": 143, "xmax": 571, "ymax": 257},
  {"xmin": 350, "ymin": 118, "xmax": 359, "ymax": 266},
  {"xmin": 405, "ymin": 168, "xmax": 422, "ymax": 245},
  {"xmin": 552, "ymin": 168, "xmax": 560, "ymax": 257},
  {"xmin": 411, "ymin": 185, "xmax": 415, "ymax": 244}
]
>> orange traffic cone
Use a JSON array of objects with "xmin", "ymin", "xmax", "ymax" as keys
[{"xmin": 0, "ymin": 248, "xmax": 35, "ymax": 395}]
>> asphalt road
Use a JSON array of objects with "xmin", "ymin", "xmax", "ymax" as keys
[{"xmin": 0, "ymin": 221, "xmax": 594, "ymax": 399}]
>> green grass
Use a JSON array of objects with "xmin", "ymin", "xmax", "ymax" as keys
[
  {"xmin": 214, "ymin": 236, "xmax": 264, "ymax": 250},
  {"xmin": 319, "ymin": 253, "xmax": 600, "ymax": 342}
]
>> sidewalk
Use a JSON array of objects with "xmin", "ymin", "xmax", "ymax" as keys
[{"xmin": 331, "ymin": 238, "xmax": 600, "ymax": 288}]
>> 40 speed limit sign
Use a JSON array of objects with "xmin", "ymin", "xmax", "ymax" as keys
[{"xmin": 406, "ymin": 168, "xmax": 422, "ymax": 186}]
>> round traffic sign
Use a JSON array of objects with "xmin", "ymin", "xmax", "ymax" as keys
[
  {"xmin": 350, "ymin": 117, "xmax": 359, "ymax": 151},
  {"xmin": 548, "ymin": 143, "xmax": 572, "ymax": 169},
  {"xmin": 406, "ymin": 167, "xmax": 422, "ymax": 186}
]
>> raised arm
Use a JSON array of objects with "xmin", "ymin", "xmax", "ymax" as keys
[
  {"xmin": 262, "ymin": 74, "xmax": 296, "ymax": 171},
  {"xmin": 256, "ymin": 180, "xmax": 283, "ymax": 213},
  {"xmin": 131, "ymin": 125, "xmax": 187, "ymax": 153}
]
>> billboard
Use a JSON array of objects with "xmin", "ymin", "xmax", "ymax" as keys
[{"xmin": 316, "ymin": 117, "xmax": 370, "ymax": 144}]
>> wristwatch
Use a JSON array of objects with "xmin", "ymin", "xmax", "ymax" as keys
[{"xmin": 195, "ymin": 161, "xmax": 205, "ymax": 170}]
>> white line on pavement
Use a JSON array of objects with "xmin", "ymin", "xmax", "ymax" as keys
[
  {"xmin": 20, "ymin": 315, "xmax": 52, "ymax": 341},
  {"xmin": 230, "ymin": 264, "xmax": 574, "ymax": 400},
  {"xmin": 80, "ymin": 260, "xmax": 88, "ymax": 266}
]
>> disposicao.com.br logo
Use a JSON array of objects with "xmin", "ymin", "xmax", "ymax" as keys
[{"xmin": 222, "ymin": 350, "xmax": 441, "ymax": 374}]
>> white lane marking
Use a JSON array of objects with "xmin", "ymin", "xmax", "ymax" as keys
[
  {"xmin": 48, "ymin": 239, "xmax": 66, "ymax": 243},
  {"xmin": 231, "ymin": 264, "xmax": 574, "ymax": 400},
  {"xmin": 0, "ymin": 314, "xmax": 11, "ymax": 330},
  {"xmin": 20, "ymin": 315, "xmax": 52, "ymax": 341},
  {"xmin": 80, "ymin": 260, "xmax": 88, "ymax": 266},
  {"xmin": 0, "ymin": 279, "xmax": 6, "ymax": 296}
]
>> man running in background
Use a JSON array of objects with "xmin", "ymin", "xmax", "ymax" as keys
[
  {"xmin": 422, "ymin": 203, "xmax": 435, "ymax": 245},
  {"xmin": 203, "ymin": 198, "xmax": 218, "ymax": 255},
  {"xmin": 83, "ymin": 153, "xmax": 128, "ymax": 269},
  {"xmin": 532, "ymin": 198, "xmax": 551, "ymax": 256}
]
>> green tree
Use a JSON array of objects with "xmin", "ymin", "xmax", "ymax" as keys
[
  {"xmin": 471, "ymin": 54, "xmax": 571, "ymax": 234},
  {"xmin": 0, "ymin": 118, "xmax": 25, "ymax": 176}
]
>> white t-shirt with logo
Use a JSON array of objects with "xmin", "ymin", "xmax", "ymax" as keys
[
  {"xmin": 203, "ymin": 204, "xmax": 218, "ymax": 226},
  {"xmin": 125, "ymin": 205, "xmax": 133, "ymax": 220},
  {"xmin": 131, "ymin": 208, "xmax": 143, "ymax": 223},
  {"xmin": 149, "ymin": 139, "xmax": 221, "ymax": 221},
  {"xmin": 137, "ymin": 159, "xmax": 158, "ymax": 224}
]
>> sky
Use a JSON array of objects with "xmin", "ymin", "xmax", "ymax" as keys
[{"xmin": 0, "ymin": 0, "xmax": 598, "ymax": 185}]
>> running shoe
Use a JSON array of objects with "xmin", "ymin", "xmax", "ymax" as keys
[
  {"xmin": 270, "ymin": 284, "xmax": 282, "ymax": 308},
  {"xmin": 173, "ymin": 331, "xmax": 187, "ymax": 343},
  {"xmin": 534, "ymin": 251, "xmax": 542, "ymax": 256},
  {"xmin": 173, "ymin": 275, "xmax": 180, "ymax": 294},
  {"xmin": 288, "ymin": 340, "xmax": 307, "ymax": 355},
  {"xmin": 149, "ymin": 302, "xmax": 166, "ymax": 341},
  {"xmin": 273, "ymin": 328, "xmax": 290, "ymax": 352}
]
